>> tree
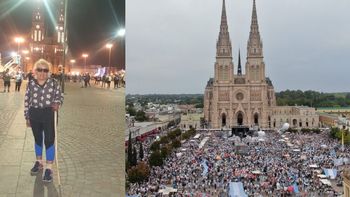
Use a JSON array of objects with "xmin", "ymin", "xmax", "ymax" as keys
[
  {"xmin": 160, "ymin": 136, "xmax": 169, "ymax": 144},
  {"xmin": 127, "ymin": 162, "xmax": 150, "ymax": 183},
  {"xmin": 139, "ymin": 143, "xmax": 144, "ymax": 160},
  {"xmin": 160, "ymin": 146, "xmax": 169, "ymax": 159},
  {"xmin": 150, "ymin": 141, "xmax": 160, "ymax": 151},
  {"xmin": 132, "ymin": 146, "xmax": 138, "ymax": 166},
  {"xmin": 127, "ymin": 106, "xmax": 136, "ymax": 116},
  {"xmin": 135, "ymin": 110, "xmax": 147, "ymax": 122},
  {"xmin": 172, "ymin": 139, "xmax": 181, "ymax": 149},
  {"xmin": 149, "ymin": 151, "xmax": 163, "ymax": 167}
]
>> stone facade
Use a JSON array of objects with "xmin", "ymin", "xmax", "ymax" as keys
[
  {"xmin": 343, "ymin": 169, "xmax": 350, "ymax": 197},
  {"xmin": 204, "ymin": 0, "xmax": 319, "ymax": 129}
]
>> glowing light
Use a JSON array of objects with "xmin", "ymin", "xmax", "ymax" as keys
[
  {"xmin": 14, "ymin": 37, "xmax": 25, "ymax": 43},
  {"xmin": 82, "ymin": 54, "xmax": 88, "ymax": 58},
  {"xmin": 11, "ymin": 52, "xmax": 17, "ymax": 57},
  {"xmin": 117, "ymin": 28, "xmax": 125, "ymax": 37},
  {"xmin": 70, "ymin": 59, "xmax": 76, "ymax": 63},
  {"xmin": 106, "ymin": 43, "xmax": 113, "ymax": 49},
  {"xmin": 22, "ymin": 50, "xmax": 29, "ymax": 54}
]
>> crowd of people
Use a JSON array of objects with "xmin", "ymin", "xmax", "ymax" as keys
[
  {"xmin": 1, "ymin": 68, "xmax": 25, "ymax": 92},
  {"xmin": 1, "ymin": 69, "xmax": 125, "ymax": 92},
  {"xmin": 65, "ymin": 73, "xmax": 125, "ymax": 89},
  {"xmin": 127, "ymin": 129, "xmax": 349, "ymax": 196}
]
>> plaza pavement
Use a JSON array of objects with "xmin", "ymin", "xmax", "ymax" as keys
[{"xmin": 0, "ymin": 80, "xmax": 125, "ymax": 197}]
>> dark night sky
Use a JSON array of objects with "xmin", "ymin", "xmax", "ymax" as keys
[{"xmin": 0, "ymin": 0, "xmax": 125, "ymax": 69}]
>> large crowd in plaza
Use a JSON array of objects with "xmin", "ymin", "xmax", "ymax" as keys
[
  {"xmin": 127, "ymin": 129, "xmax": 350, "ymax": 196},
  {"xmin": 1, "ymin": 69, "xmax": 125, "ymax": 92}
]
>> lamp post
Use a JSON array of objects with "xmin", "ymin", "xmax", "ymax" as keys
[
  {"xmin": 82, "ymin": 54, "xmax": 88, "ymax": 73},
  {"xmin": 60, "ymin": 0, "xmax": 69, "ymax": 94},
  {"xmin": 14, "ymin": 37, "xmax": 24, "ymax": 53},
  {"xmin": 106, "ymin": 43, "xmax": 113, "ymax": 74},
  {"xmin": 70, "ymin": 59, "xmax": 75, "ymax": 74},
  {"xmin": 22, "ymin": 50, "xmax": 29, "ymax": 72},
  {"xmin": 114, "ymin": 28, "xmax": 125, "ymax": 72}
]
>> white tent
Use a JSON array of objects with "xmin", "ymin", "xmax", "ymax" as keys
[
  {"xmin": 323, "ymin": 168, "xmax": 337, "ymax": 179},
  {"xmin": 309, "ymin": 164, "xmax": 319, "ymax": 168},
  {"xmin": 320, "ymin": 179, "xmax": 332, "ymax": 186},
  {"xmin": 317, "ymin": 174, "xmax": 327, "ymax": 178},
  {"xmin": 158, "ymin": 187, "xmax": 177, "ymax": 195},
  {"xmin": 228, "ymin": 182, "xmax": 248, "ymax": 197},
  {"xmin": 252, "ymin": 170, "xmax": 262, "ymax": 174}
]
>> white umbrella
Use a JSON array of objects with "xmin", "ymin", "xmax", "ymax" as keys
[
  {"xmin": 309, "ymin": 164, "xmax": 319, "ymax": 168},
  {"xmin": 317, "ymin": 174, "xmax": 327, "ymax": 178},
  {"xmin": 252, "ymin": 170, "xmax": 262, "ymax": 174}
]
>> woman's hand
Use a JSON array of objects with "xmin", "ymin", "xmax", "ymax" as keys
[{"xmin": 52, "ymin": 103, "xmax": 60, "ymax": 111}]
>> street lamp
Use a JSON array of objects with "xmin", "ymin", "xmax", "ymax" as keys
[
  {"xmin": 106, "ymin": 43, "xmax": 113, "ymax": 74},
  {"xmin": 14, "ymin": 37, "xmax": 24, "ymax": 53},
  {"xmin": 82, "ymin": 54, "xmax": 88, "ymax": 73},
  {"xmin": 22, "ymin": 50, "xmax": 29, "ymax": 55},
  {"xmin": 114, "ymin": 28, "xmax": 125, "ymax": 71},
  {"xmin": 70, "ymin": 59, "xmax": 75, "ymax": 72}
]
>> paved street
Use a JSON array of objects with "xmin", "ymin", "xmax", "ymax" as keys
[{"xmin": 0, "ymin": 80, "xmax": 125, "ymax": 196}]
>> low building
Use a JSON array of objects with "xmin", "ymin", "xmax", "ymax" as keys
[
  {"xmin": 180, "ymin": 113, "xmax": 202, "ymax": 130},
  {"xmin": 271, "ymin": 106, "xmax": 319, "ymax": 129}
]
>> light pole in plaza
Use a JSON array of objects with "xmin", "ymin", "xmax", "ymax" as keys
[
  {"xmin": 114, "ymin": 28, "xmax": 125, "ymax": 72},
  {"xmin": 70, "ymin": 59, "xmax": 75, "ymax": 69},
  {"xmin": 105, "ymin": 43, "xmax": 113, "ymax": 74},
  {"xmin": 82, "ymin": 54, "xmax": 88, "ymax": 73},
  {"xmin": 70, "ymin": 59, "xmax": 75, "ymax": 75},
  {"xmin": 14, "ymin": 37, "xmax": 24, "ymax": 53},
  {"xmin": 22, "ymin": 50, "xmax": 29, "ymax": 72}
]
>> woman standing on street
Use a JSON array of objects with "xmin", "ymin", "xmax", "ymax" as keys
[{"xmin": 24, "ymin": 59, "xmax": 63, "ymax": 182}]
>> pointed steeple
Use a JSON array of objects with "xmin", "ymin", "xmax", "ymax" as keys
[
  {"xmin": 247, "ymin": 0, "xmax": 263, "ymax": 58},
  {"xmin": 216, "ymin": 0, "xmax": 232, "ymax": 57},
  {"xmin": 31, "ymin": 2, "xmax": 45, "ymax": 43},
  {"xmin": 214, "ymin": 0, "xmax": 234, "ymax": 83},
  {"xmin": 238, "ymin": 49, "xmax": 242, "ymax": 75},
  {"xmin": 56, "ymin": 0, "xmax": 65, "ymax": 44}
]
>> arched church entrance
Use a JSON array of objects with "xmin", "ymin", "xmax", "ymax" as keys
[
  {"xmin": 254, "ymin": 113, "xmax": 259, "ymax": 126},
  {"xmin": 221, "ymin": 113, "xmax": 227, "ymax": 127},
  {"xmin": 237, "ymin": 112, "xmax": 243, "ymax": 126}
]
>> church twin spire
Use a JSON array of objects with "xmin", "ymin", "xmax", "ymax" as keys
[
  {"xmin": 247, "ymin": 0, "xmax": 263, "ymax": 58},
  {"xmin": 215, "ymin": 0, "xmax": 263, "ymax": 80},
  {"xmin": 216, "ymin": 0, "xmax": 232, "ymax": 58}
]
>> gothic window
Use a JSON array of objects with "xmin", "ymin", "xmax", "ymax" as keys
[
  {"xmin": 34, "ymin": 30, "xmax": 37, "ymax": 41},
  {"xmin": 58, "ymin": 32, "xmax": 61, "ymax": 43},
  {"xmin": 61, "ymin": 32, "xmax": 64, "ymax": 43}
]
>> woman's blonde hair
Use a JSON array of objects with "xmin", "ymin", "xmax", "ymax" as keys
[{"xmin": 33, "ymin": 59, "xmax": 52, "ymax": 72}]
